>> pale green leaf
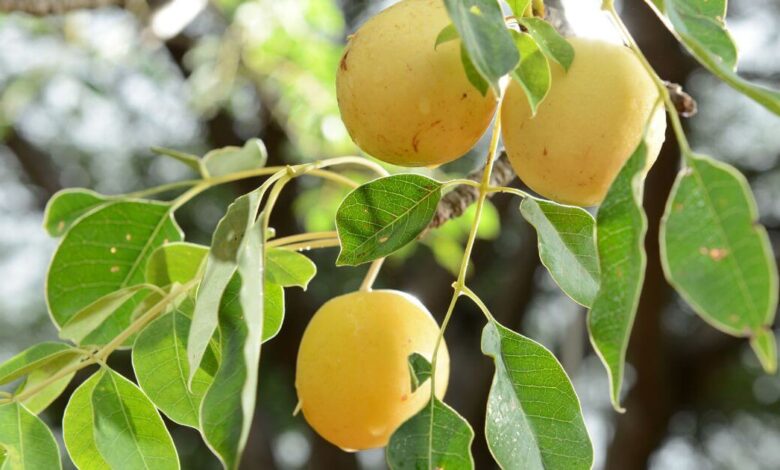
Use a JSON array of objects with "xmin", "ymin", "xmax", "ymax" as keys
[
  {"xmin": 336, "ymin": 174, "xmax": 443, "ymax": 266},
  {"xmin": 16, "ymin": 353, "xmax": 82, "ymax": 414},
  {"xmin": 520, "ymin": 197, "xmax": 599, "ymax": 307},
  {"xmin": 0, "ymin": 342, "xmax": 76, "ymax": 385},
  {"xmin": 63, "ymin": 373, "xmax": 108, "ymax": 470},
  {"xmin": 518, "ymin": 18, "xmax": 574, "ymax": 71},
  {"xmin": 263, "ymin": 281, "xmax": 284, "ymax": 342},
  {"xmin": 46, "ymin": 201, "xmax": 182, "ymax": 332},
  {"xmin": 266, "ymin": 248, "xmax": 316, "ymax": 289},
  {"xmin": 587, "ymin": 141, "xmax": 648, "ymax": 411},
  {"xmin": 132, "ymin": 297, "xmax": 218, "ymax": 428},
  {"xmin": 751, "ymin": 328, "xmax": 777, "ymax": 374},
  {"xmin": 435, "ymin": 23, "xmax": 459, "ymax": 49},
  {"xmin": 386, "ymin": 397, "xmax": 474, "ymax": 469},
  {"xmin": 91, "ymin": 369, "xmax": 180, "ymax": 469},
  {"xmin": 202, "ymin": 138, "xmax": 268, "ymax": 178},
  {"xmin": 660, "ymin": 154, "xmax": 778, "ymax": 370},
  {"xmin": 507, "ymin": 0, "xmax": 531, "ymax": 17},
  {"xmin": 510, "ymin": 31, "xmax": 551, "ymax": 115},
  {"xmin": 481, "ymin": 321, "xmax": 593, "ymax": 470},
  {"xmin": 460, "ymin": 43, "xmax": 490, "ymax": 96},
  {"xmin": 150, "ymin": 147, "xmax": 203, "ymax": 174},
  {"xmin": 444, "ymin": 0, "xmax": 519, "ymax": 92},
  {"xmin": 146, "ymin": 242, "xmax": 208, "ymax": 287},
  {"xmin": 43, "ymin": 189, "xmax": 109, "ymax": 237},
  {"xmin": 0, "ymin": 403, "xmax": 61, "ymax": 470},
  {"xmin": 407, "ymin": 353, "xmax": 432, "ymax": 393}
]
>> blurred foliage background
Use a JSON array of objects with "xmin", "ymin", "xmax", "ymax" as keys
[{"xmin": 1, "ymin": 0, "xmax": 779, "ymax": 468}]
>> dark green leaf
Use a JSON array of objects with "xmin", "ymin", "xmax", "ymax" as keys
[
  {"xmin": 386, "ymin": 397, "xmax": 474, "ymax": 469},
  {"xmin": 518, "ymin": 18, "xmax": 574, "ymax": 71},
  {"xmin": 435, "ymin": 23, "xmax": 459, "ymax": 49},
  {"xmin": 63, "ymin": 373, "xmax": 108, "ymax": 470},
  {"xmin": 520, "ymin": 197, "xmax": 599, "ymax": 307},
  {"xmin": 146, "ymin": 242, "xmax": 208, "ymax": 287},
  {"xmin": 407, "ymin": 353, "xmax": 432, "ymax": 393},
  {"xmin": 91, "ymin": 369, "xmax": 180, "ymax": 469},
  {"xmin": 46, "ymin": 201, "xmax": 182, "ymax": 332},
  {"xmin": 460, "ymin": 43, "xmax": 490, "ymax": 96},
  {"xmin": 132, "ymin": 297, "xmax": 218, "ymax": 428},
  {"xmin": 660, "ymin": 154, "xmax": 778, "ymax": 370},
  {"xmin": 43, "ymin": 189, "xmax": 109, "ymax": 237},
  {"xmin": 587, "ymin": 141, "xmax": 649, "ymax": 411},
  {"xmin": 336, "ymin": 175, "xmax": 443, "ymax": 266},
  {"xmin": 509, "ymin": 31, "xmax": 551, "ymax": 115},
  {"xmin": 266, "ymin": 248, "xmax": 316, "ymax": 289},
  {"xmin": 0, "ymin": 403, "xmax": 61, "ymax": 469},
  {"xmin": 202, "ymin": 138, "xmax": 268, "ymax": 178},
  {"xmin": 481, "ymin": 321, "xmax": 593, "ymax": 469},
  {"xmin": 444, "ymin": 0, "xmax": 519, "ymax": 91},
  {"xmin": 0, "ymin": 342, "xmax": 77, "ymax": 385}
]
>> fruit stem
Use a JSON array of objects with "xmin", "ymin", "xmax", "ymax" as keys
[
  {"xmin": 360, "ymin": 258, "xmax": 386, "ymax": 291},
  {"xmin": 602, "ymin": 2, "xmax": 693, "ymax": 157}
]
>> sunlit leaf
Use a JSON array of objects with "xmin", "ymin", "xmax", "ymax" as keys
[
  {"xmin": 46, "ymin": 201, "xmax": 183, "ymax": 335},
  {"xmin": 266, "ymin": 248, "xmax": 316, "ymax": 289},
  {"xmin": 751, "ymin": 328, "xmax": 777, "ymax": 374},
  {"xmin": 587, "ymin": 141, "xmax": 648, "ymax": 411},
  {"xmin": 263, "ymin": 281, "xmax": 284, "ymax": 342},
  {"xmin": 435, "ymin": 23, "xmax": 459, "ymax": 49},
  {"xmin": 202, "ymin": 138, "xmax": 268, "ymax": 177},
  {"xmin": 407, "ymin": 353, "xmax": 432, "ymax": 393},
  {"xmin": 444, "ymin": 0, "xmax": 519, "ymax": 92},
  {"xmin": 91, "ymin": 369, "xmax": 180, "ymax": 469},
  {"xmin": 481, "ymin": 321, "xmax": 593, "ymax": 469},
  {"xmin": 0, "ymin": 402, "xmax": 61, "ymax": 469},
  {"xmin": 506, "ymin": 0, "xmax": 531, "ymax": 17},
  {"xmin": 0, "ymin": 342, "xmax": 77, "ymax": 385},
  {"xmin": 520, "ymin": 197, "xmax": 599, "ymax": 307},
  {"xmin": 518, "ymin": 17, "xmax": 574, "ymax": 71},
  {"xmin": 43, "ymin": 189, "xmax": 109, "ymax": 237},
  {"xmin": 146, "ymin": 242, "xmax": 208, "ymax": 287},
  {"xmin": 386, "ymin": 397, "xmax": 474, "ymax": 469},
  {"xmin": 661, "ymin": 154, "xmax": 778, "ymax": 370},
  {"xmin": 336, "ymin": 174, "xmax": 443, "ymax": 266},
  {"xmin": 132, "ymin": 297, "xmax": 218, "ymax": 428},
  {"xmin": 16, "ymin": 353, "xmax": 82, "ymax": 414},
  {"xmin": 63, "ymin": 373, "xmax": 107, "ymax": 470},
  {"xmin": 509, "ymin": 31, "xmax": 551, "ymax": 115},
  {"xmin": 151, "ymin": 147, "xmax": 203, "ymax": 174}
]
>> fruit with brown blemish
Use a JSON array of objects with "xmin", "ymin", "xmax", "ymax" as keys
[{"xmin": 336, "ymin": 0, "xmax": 497, "ymax": 167}]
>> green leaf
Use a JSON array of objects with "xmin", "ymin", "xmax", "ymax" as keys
[
  {"xmin": 751, "ymin": 328, "xmax": 777, "ymax": 374},
  {"xmin": 518, "ymin": 18, "xmax": 574, "ymax": 71},
  {"xmin": 407, "ymin": 353, "xmax": 432, "ymax": 393},
  {"xmin": 460, "ymin": 43, "xmax": 490, "ymax": 96},
  {"xmin": 507, "ymin": 0, "xmax": 531, "ymax": 17},
  {"xmin": 265, "ymin": 248, "xmax": 316, "ymax": 289},
  {"xmin": 481, "ymin": 321, "xmax": 593, "ymax": 470},
  {"xmin": 263, "ymin": 281, "xmax": 284, "ymax": 342},
  {"xmin": 336, "ymin": 175, "xmax": 443, "ymax": 266},
  {"xmin": 660, "ymin": 154, "xmax": 778, "ymax": 370},
  {"xmin": 444, "ymin": 0, "xmax": 519, "ymax": 91},
  {"xmin": 0, "ymin": 342, "xmax": 76, "ymax": 385},
  {"xmin": 187, "ymin": 189, "xmax": 263, "ymax": 383},
  {"xmin": 43, "ymin": 189, "xmax": 109, "ymax": 237},
  {"xmin": 146, "ymin": 242, "xmax": 208, "ymax": 287},
  {"xmin": 435, "ymin": 23, "xmax": 459, "ymax": 49},
  {"xmin": 151, "ymin": 147, "xmax": 203, "ymax": 174},
  {"xmin": 46, "ymin": 201, "xmax": 183, "ymax": 330},
  {"xmin": 386, "ymin": 397, "xmax": 474, "ymax": 470},
  {"xmin": 520, "ymin": 198, "xmax": 599, "ymax": 308},
  {"xmin": 15, "ymin": 353, "xmax": 82, "ymax": 414},
  {"xmin": 0, "ymin": 403, "xmax": 61, "ymax": 470},
  {"xmin": 132, "ymin": 297, "xmax": 218, "ymax": 428},
  {"xmin": 63, "ymin": 373, "xmax": 108, "ymax": 470},
  {"xmin": 652, "ymin": 0, "xmax": 780, "ymax": 115},
  {"xmin": 509, "ymin": 31, "xmax": 551, "ymax": 115},
  {"xmin": 202, "ymin": 138, "xmax": 268, "ymax": 178},
  {"xmin": 587, "ymin": 141, "xmax": 649, "ymax": 411},
  {"xmin": 91, "ymin": 369, "xmax": 180, "ymax": 469},
  {"xmin": 59, "ymin": 285, "xmax": 154, "ymax": 345}
]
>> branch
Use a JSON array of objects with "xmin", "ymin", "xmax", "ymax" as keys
[{"xmin": 0, "ymin": 0, "xmax": 123, "ymax": 15}]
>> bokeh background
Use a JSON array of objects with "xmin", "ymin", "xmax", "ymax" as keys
[{"xmin": 1, "ymin": 0, "xmax": 779, "ymax": 468}]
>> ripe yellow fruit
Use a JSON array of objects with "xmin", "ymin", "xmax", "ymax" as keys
[
  {"xmin": 295, "ymin": 290, "xmax": 449, "ymax": 450},
  {"xmin": 336, "ymin": 0, "xmax": 497, "ymax": 167},
  {"xmin": 501, "ymin": 37, "xmax": 666, "ymax": 206}
]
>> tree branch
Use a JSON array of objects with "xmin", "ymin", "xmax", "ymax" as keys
[{"xmin": 0, "ymin": 0, "xmax": 123, "ymax": 15}]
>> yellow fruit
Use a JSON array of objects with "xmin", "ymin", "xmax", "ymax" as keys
[
  {"xmin": 336, "ymin": 0, "xmax": 497, "ymax": 167},
  {"xmin": 501, "ymin": 37, "xmax": 666, "ymax": 206},
  {"xmin": 295, "ymin": 290, "xmax": 449, "ymax": 450}
]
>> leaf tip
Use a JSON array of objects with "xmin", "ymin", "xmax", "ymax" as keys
[{"xmin": 750, "ymin": 328, "xmax": 777, "ymax": 374}]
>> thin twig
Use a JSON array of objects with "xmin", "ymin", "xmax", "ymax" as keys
[{"xmin": 0, "ymin": 0, "xmax": 123, "ymax": 15}]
